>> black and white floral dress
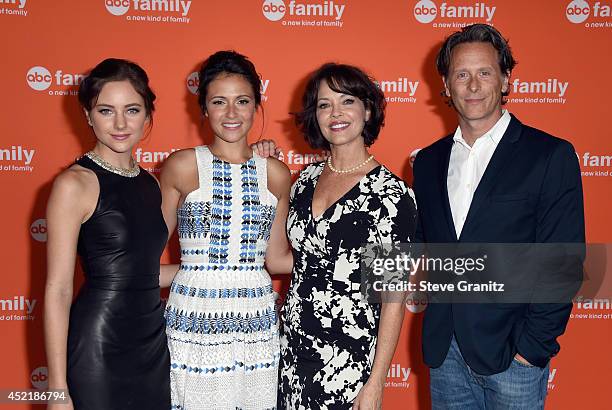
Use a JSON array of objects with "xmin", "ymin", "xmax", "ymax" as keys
[{"xmin": 278, "ymin": 162, "xmax": 417, "ymax": 409}]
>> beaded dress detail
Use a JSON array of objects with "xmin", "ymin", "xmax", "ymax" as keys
[{"xmin": 165, "ymin": 146, "xmax": 279, "ymax": 410}]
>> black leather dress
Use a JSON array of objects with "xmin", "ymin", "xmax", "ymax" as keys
[{"xmin": 66, "ymin": 156, "xmax": 170, "ymax": 409}]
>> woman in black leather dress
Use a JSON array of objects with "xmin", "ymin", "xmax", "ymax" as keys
[{"xmin": 44, "ymin": 59, "xmax": 170, "ymax": 409}]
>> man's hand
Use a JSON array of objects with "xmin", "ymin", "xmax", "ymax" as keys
[
  {"xmin": 251, "ymin": 139, "xmax": 281, "ymax": 159},
  {"xmin": 514, "ymin": 353, "xmax": 534, "ymax": 366}
]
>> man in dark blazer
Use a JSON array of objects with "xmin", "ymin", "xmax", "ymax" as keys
[{"xmin": 412, "ymin": 24, "xmax": 584, "ymax": 409}]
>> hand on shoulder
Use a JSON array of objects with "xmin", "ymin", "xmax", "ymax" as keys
[{"xmin": 252, "ymin": 139, "xmax": 281, "ymax": 159}]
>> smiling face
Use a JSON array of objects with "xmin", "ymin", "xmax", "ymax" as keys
[
  {"xmin": 204, "ymin": 73, "xmax": 256, "ymax": 144},
  {"xmin": 315, "ymin": 80, "xmax": 371, "ymax": 148},
  {"xmin": 86, "ymin": 80, "xmax": 149, "ymax": 155},
  {"xmin": 443, "ymin": 41, "xmax": 509, "ymax": 132}
]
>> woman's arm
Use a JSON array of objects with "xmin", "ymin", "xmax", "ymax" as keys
[
  {"xmin": 159, "ymin": 149, "xmax": 197, "ymax": 287},
  {"xmin": 354, "ymin": 184, "xmax": 418, "ymax": 410},
  {"xmin": 44, "ymin": 168, "xmax": 96, "ymax": 408},
  {"xmin": 264, "ymin": 157, "xmax": 293, "ymax": 275},
  {"xmin": 160, "ymin": 151, "xmax": 188, "ymax": 239},
  {"xmin": 160, "ymin": 264, "xmax": 180, "ymax": 289},
  {"xmin": 353, "ymin": 302, "xmax": 405, "ymax": 410}
]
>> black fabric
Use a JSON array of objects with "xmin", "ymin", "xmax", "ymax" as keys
[{"xmin": 67, "ymin": 156, "xmax": 170, "ymax": 409}]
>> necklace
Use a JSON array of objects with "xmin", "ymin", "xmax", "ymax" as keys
[
  {"xmin": 85, "ymin": 151, "xmax": 140, "ymax": 177},
  {"xmin": 327, "ymin": 154, "xmax": 375, "ymax": 174}
]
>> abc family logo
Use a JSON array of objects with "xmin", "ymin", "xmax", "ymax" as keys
[
  {"xmin": 386, "ymin": 363, "xmax": 411, "ymax": 388},
  {"xmin": 186, "ymin": 72, "xmax": 271, "ymax": 101},
  {"xmin": 31, "ymin": 367, "xmax": 48, "ymax": 390},
  {"xmin": 507, "ymin": 78, "xmax": 570, "ymax": 105},
  {"xmin": 409, "ymin": 148, "xmax": 422, "ymax": 168},
  {"xmin": 0, "ymin": 0, "xmax": 28, "ymax": 16},
  {"xmin": 566, "ymin": 0, "xmax": 611, "ymax": 26},
  {"xmin": 405, "ymin": 291, "xmax": 428, "ymax": 313},
  {"xmin": 377, "ymin": 77, "xmax": 420, "ymax": 104},
  {"xmin": 0, "ymin": 296, "xmax": 37, "ymax": 322},
  {"xmin": 413, "ymin": 0, "xmax": 497, "ymax": 26},
  {"xmin": 104, "ymin": 0, "xmax": 192, "ymax": 23},
  {"xmin": 30, "ymin": 219, "xmax": 47, "ymax": 242},
  {"xmin": 26, "ymin": 66, "xmax": 83, "ymax": 96},
  {"xmin": 0, "ymin": 145, "xmax": 35, "ymax": 173},
  {"xmin": 262, "ymin": 0, "xmax": 346, "ymax": 27}
]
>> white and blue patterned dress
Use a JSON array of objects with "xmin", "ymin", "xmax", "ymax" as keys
[{"xmin": 165, "ymin": 146, "xmax": 279, "ymax": 410}]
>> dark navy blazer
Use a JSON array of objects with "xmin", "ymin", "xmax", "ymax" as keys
[{"xmin": 412, "ymin": 114, "xmax": 585, "ymax": 375}]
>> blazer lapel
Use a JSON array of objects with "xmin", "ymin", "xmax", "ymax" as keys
[
  {"xmin": 438, "ymin": 136, "xmax": 457, "ymax": 241},
  {"xmin": 459, "ymin": 115, "xmax": 523, "ymax": 241}
]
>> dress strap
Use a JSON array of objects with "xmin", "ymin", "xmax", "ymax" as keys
[
  {"xmin": 76, "ymin": 155, "xmax": 102, "ymax": 174},
  {"xmin": 194, "ymin": 146, "xmax": 211, "ymax": 195},
  {"xmin": 253, "ymin": 150, "xmax": 276, "ymax": 206},
  {"xmin": 253, "ymin": 150, "xmax": 267, "ymax": 189}
]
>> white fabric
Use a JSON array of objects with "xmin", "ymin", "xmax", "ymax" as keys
[
  {"xmin": 165, "ymin": 146, "xmax": 279, "ymax": 409},
  {"xmin": 447, "ymin": 110, "xmax": 511, "ymax": 237}
]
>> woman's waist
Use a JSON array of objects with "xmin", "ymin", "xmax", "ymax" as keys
[
  {"xmin": 178, "ymin": 243, "xmax": 267, "ymax": 266},
  {"xmin": 73, "ymin": 284, "xmax": 164, "ymax": 315},
  {"xmin": 169, "ymin": 278, "xmax": 274, "ymax": 299},
  {"xmin": 83, "ymin": 272, "xmax": 160, "ymax": 291},
  {"xmin": 173, "ymin": 264, "xmax": 272, "ymax": 288},
  {"xmin": 284, "ymin": 289, "xmax": 380, "ymax": 320},
  {"xmin": 178, "ymin": 259, "xmax": 266, "ymax": 272},
  {"xmin": 283, "ymin": 311, "xmax": 379, "ymax": 348}
]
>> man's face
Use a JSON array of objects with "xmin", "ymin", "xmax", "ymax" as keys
[{"xmin": 443, "ymin": 42, "xmax": 509, "ymax": 129}]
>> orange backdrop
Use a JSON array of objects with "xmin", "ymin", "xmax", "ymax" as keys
[{"xmin": 1, "ymin": 1, "xmax": 611, "ymax": 408}]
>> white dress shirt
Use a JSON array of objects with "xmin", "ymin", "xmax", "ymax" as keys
[{"xmin": 447, "ymin": 110, "xmax": 511, "ymax": 238}]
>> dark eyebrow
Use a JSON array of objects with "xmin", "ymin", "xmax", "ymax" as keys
[
  {"xmin": 452, "ymin": 65, "xmax": 495, "ymax": 72},
  {"xmin": 317, "ymin": 93, "xmax": 351, "ymax": 101},
  {"xmin": 209, "ymin": 95, "xmax": 253, "ymax": 100},
  {"xmin": 94, "ymin": 103, "xmax": 143, "ymax": 108}
]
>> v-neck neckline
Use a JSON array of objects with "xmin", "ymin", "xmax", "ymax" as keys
[{"xmin": 310, "ymin": 163, "xmax": 382, "ymax": 221}]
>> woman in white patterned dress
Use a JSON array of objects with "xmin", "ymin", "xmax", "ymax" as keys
[{"xmin": 159, "ymin": 51, "xmax": 292, "ymax": 409}]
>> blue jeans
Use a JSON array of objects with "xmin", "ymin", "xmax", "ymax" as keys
[{"xmin": 430, "ymin": 337, "xmax": 549, "ymax": 409}]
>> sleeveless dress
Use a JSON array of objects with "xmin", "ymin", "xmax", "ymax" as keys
[
  {"xmin": 278, "ymin": 162, "xmax": 417, "ymax": 409},
  {"xmin": 67, "ymin": 155, "xmax": 170, "ymax": 409},
  {"xmin": 165, "ymin": 146, "xmax": 279, "ymax": 410}
]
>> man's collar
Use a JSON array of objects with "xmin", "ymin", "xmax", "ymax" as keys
[{"xmin": 453, "ymin": 110, "xmax": 511, "ymax": 147}]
